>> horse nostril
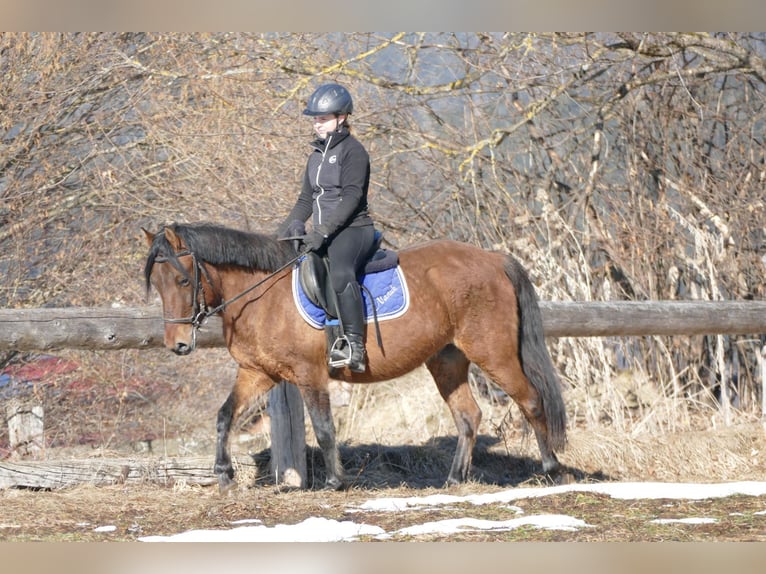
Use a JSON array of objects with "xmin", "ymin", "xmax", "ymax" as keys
[{"xmin": 173, "ymin": 342, "xmax": 192, "ymax": 356}]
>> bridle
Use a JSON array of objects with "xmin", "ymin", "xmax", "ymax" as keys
[
  {"xmin": 155, "ymin": 250, "xmax": 211, "ymax": 355},
  {"xmin": 156, "ymin": 247, "xmax": 304, "ymax": 345}
]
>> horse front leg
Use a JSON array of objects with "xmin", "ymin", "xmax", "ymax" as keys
[
  {"xmin": 300, "ymin": 385, "xmax": 345, "ymax": 490},
  {"xmin": 214, "ymin": 393, "xmax": 237, "ymax": 491},
  {"xmin": 214, "ymin": 366, "xmax": 276, "ymax": 493}
]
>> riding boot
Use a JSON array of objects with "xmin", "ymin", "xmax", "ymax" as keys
[{"xmin": 331, "ymin": 281, "xmax": 367, "ymax": 373}]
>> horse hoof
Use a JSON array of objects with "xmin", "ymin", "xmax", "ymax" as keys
[
  {"xmin": 553, "ymin": 471, "xmax": 576, "ymax": 485},
  {"xmin": 544, "ymin": 463, "xmax": 575, "ymax": 485},
  {"xmin": 274, "ymin": 484, "xmax": 302, "ymax": 494},
  {"xmin": 542, "ymin": 457, "xmax": 561, "ymax": 475},
  {"xmin": 218, "ymin": 475, "xmax": 237, "ymax": 495},
  {"xmin": 324, "ymin": 478, "xmax": 346, "ymax": 491}
]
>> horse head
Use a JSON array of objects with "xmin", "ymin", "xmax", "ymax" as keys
[{"xmin": 143, "ymin": 225, "xmax": 218, "ymax": 355}]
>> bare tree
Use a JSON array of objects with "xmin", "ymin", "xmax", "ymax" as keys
[{"xmin": 2, "ymin": 32, "xmax": 765, "ymax": 429}]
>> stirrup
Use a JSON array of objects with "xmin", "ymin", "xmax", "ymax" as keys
[
  {"xmin": 328, "ymin": 335, "xmax": 352, "ymax": 368},
  {"xmin": 328, "ymin": 335, "xmax": 366, "ymax": 372}
]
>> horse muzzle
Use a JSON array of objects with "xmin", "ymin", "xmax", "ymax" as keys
[
  {"xmin": 171, "ymin": 341, "xmax": 195, "ymax": 356},
  {"xmin": 164, "ymin": 324, "xmax": 197, "ymax": 355}
]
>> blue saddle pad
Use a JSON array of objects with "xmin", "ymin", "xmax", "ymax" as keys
[{"xmin": 292, "ymin": 264, "xmax": 410, "ymax": 329}]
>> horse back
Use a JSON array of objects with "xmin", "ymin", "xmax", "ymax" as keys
[
  {"xmin": 395, "ymin": 239, "xmax": 515, "ymax": 327},
  {"xmin": 398, "ymin": 239, "xmax": 508, "ymax": 286}
]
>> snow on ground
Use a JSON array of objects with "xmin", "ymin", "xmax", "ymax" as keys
[
  {"xmin": 350, "ymin": 480, "xmax": 766, "ymax": 511},
  {"xmin": 139, "ymin": 517, "xmax": 386, "ymax": 542},
  {"xmin": 137, "ymin": 481, "xmax": 766, "ymax": 542}
]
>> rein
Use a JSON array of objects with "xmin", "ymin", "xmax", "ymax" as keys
[
  {"xmin": 204, "ymin": 252, "xmax": 303, "ymax": 318},
  {"xmin": 159, "ymin": 248, "xmax": 304, "ymax": 330}
]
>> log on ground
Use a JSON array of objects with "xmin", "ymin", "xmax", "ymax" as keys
[{"xmin": 0, "ymin": 456, "xmax": 256, "ymax": 489}]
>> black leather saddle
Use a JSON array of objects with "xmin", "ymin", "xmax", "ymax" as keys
[{"xmin": 298, "ymin": 234, "xmax": 398, "ymax": 317}]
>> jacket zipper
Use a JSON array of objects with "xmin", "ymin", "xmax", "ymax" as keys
[{"xmin": 314, "ymin": 133, "xmax": 333, "ymax": 227}]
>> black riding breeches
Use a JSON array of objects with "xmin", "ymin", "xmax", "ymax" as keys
[{"xmin": 325, "ymin": 224, "xmax": 375, "ymax": 293}]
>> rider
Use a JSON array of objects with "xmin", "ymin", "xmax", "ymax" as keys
[{"xmin": 279, "ymin": 83, "xmax": 375, "ymax": 373}]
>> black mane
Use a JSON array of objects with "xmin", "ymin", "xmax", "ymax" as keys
[{"xmin": 144, "ymin": 222, "xmax": 295, "ymax": 291}]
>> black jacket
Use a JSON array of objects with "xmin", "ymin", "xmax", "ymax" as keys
[{"xmin": 282, "ymin": 126, "xmax": 373, "ymax": 237}]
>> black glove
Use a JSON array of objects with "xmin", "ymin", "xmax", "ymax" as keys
[
  {"xmin": 302, "ymin": 230, "xmax": 327, "ymax": 252},
  {"xmin": 284, "ymin": 219, "xmax": 306, "ymax": 238},
  {"xmin": 280, "ymin": 220, "xmax": 306, "ymax": 254}
]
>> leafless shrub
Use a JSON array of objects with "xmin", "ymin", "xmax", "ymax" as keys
[{"xmin": 2, "ymin": 33, "xmax": 765, "ymax": 446}]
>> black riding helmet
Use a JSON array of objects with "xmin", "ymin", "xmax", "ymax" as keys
[{"xmin": 303, "ymin": 83, "xmax": 353, "ymax": 116}]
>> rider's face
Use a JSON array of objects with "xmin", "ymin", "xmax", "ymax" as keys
[{"xmin": 311, "ymin": 114, "xmax": 345, "ymax": 139}]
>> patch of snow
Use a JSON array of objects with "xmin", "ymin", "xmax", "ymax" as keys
[
  {"xmin": 394, "ymin": 514, "xmax": 592, "ymax": 536},
  {"xmin": 139, "ymin": 517, "xmax": 385, "ymax": 542},
  {"xmin": 650, "ymin": 517, "xmax": 718, "ymax": 525},
  {"xmin": 353, "ymin": 481, "xmax": 766, "ymax": 511},
  {"xmin": 135, "ymin": 481, "xmax": 766, "ymax": 542},
  {"xmin": 230, "ymin": 519, "xmax": 262, "ymax": 525}
]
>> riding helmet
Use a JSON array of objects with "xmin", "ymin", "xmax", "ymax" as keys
[{"xmin": 303, "ymin": 83, "xmax": 354, "ymax": 116}]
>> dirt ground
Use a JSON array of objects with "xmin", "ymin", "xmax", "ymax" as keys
[
  {"xmin": 2, "ymin": 422, "xmax": 766, "ymax": 542},
  {"xmin": 2, "ymin": 350, "xmax": 766, "ymax": 542}
]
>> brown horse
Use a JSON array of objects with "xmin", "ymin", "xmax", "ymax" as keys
[{"xmin": 143, "ymin": 222, "xmax": 567, "ymax": 490}]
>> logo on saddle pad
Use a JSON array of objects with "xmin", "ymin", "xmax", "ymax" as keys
[{"xmin": 291, "ymin": 259, "xmax": 410, "ymax": 330}]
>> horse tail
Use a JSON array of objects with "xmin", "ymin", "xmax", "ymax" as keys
[{"xmin": 504, "ymin": 256, "xmax": 567, "ymax": 451}]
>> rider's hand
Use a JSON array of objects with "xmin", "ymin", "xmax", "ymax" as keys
[
  {"xmin": 284, "ymin": 219, "xmax": 305, "ymax": 238},
  {"xmin": 302, "ymin": 230, "xmax": 327, "ymax": 252}
]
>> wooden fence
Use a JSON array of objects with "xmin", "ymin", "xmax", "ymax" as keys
[
  {"xmin": 1, "ymin": 301, "xmax": 765, "ymax": 489},
  {"xmin": 2, "ymin": 301, "xmax": 766, "ymax": 351}
]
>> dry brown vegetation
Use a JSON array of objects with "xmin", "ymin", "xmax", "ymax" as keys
[
  {"xmin": 2, "ymin": 351, "xmax": 766, "ymax": 541},
  {"xmin": 1, "ymin": 33, "xmax": 766, "ymax": 540},
  {"xmin": 1, "ymin": 407, "xmax": 765, "ymax": 542}
]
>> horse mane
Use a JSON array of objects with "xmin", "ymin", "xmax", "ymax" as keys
[{"xmin": 144, "ymin": 222, "xmax": 295, "ymax": 292}]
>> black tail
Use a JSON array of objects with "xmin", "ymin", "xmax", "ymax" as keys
[{"xmin": 504, "ymin": 256, "xmax": 567, "ymax": 451}]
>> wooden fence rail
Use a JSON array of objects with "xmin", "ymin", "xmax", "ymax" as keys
[{"xmin": 2, "ymin": 301, "xmax": 765, "ymax": 352}]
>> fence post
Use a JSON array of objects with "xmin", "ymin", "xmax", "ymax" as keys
[
  {"xmin": 267, "ymin": 382, "xmax": 306, "ymax": 488},
  {"xmin": 6, "ymin": 399, "xmax": 44, "ymax": 459},
  {"xmin": 761, "ymin": 344, "xmax": 766, "ymax": 429}
]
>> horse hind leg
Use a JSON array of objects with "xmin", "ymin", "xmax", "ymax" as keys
[
  {"xmin": 426, "ymin": 344, "xmax": 481, "ymax": 486},
  {"xmin": 480, "ymin": 361, "xmax": 562, "ymax": 476},
  {"xmin": 518, "ymin": 386, "xmax": 562, "ymax": 475}
]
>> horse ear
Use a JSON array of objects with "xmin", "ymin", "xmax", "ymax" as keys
[
  {"xmin": 141, "ymin": 227, "xmax": 155, "ymax": 247},
  {"xmin": 164, "ymin": 226, "xmax": 187, "ymax": 251}
]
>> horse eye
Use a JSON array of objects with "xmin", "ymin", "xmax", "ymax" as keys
[{"xmin": 178, "ymin": 276, "xmax": 191, "ymax": 287}]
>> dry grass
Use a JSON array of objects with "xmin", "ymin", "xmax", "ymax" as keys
[
  {"xmin": 2, "ymin": 347, "xmax": 766, "ymax": 541},
  {"xmin": 2, "ymin": 421, "xmax": 765, "ymax": 542},
  {"xmin": 4, "ymin": 349, "xmax": 765, "ymax": 482}
]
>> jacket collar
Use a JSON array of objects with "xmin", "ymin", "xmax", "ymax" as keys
[{"xmin": 311, "ymin": 125, "xmax": 350, "ymax": 150}]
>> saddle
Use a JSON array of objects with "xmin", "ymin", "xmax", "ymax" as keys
[
  {"xmin": 298, "ymin": 233, "xmax": 398, "ymax": 317},
  {"xmin": 297, "ymin": 232, "xmax": 399, "ymax": 368}
]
